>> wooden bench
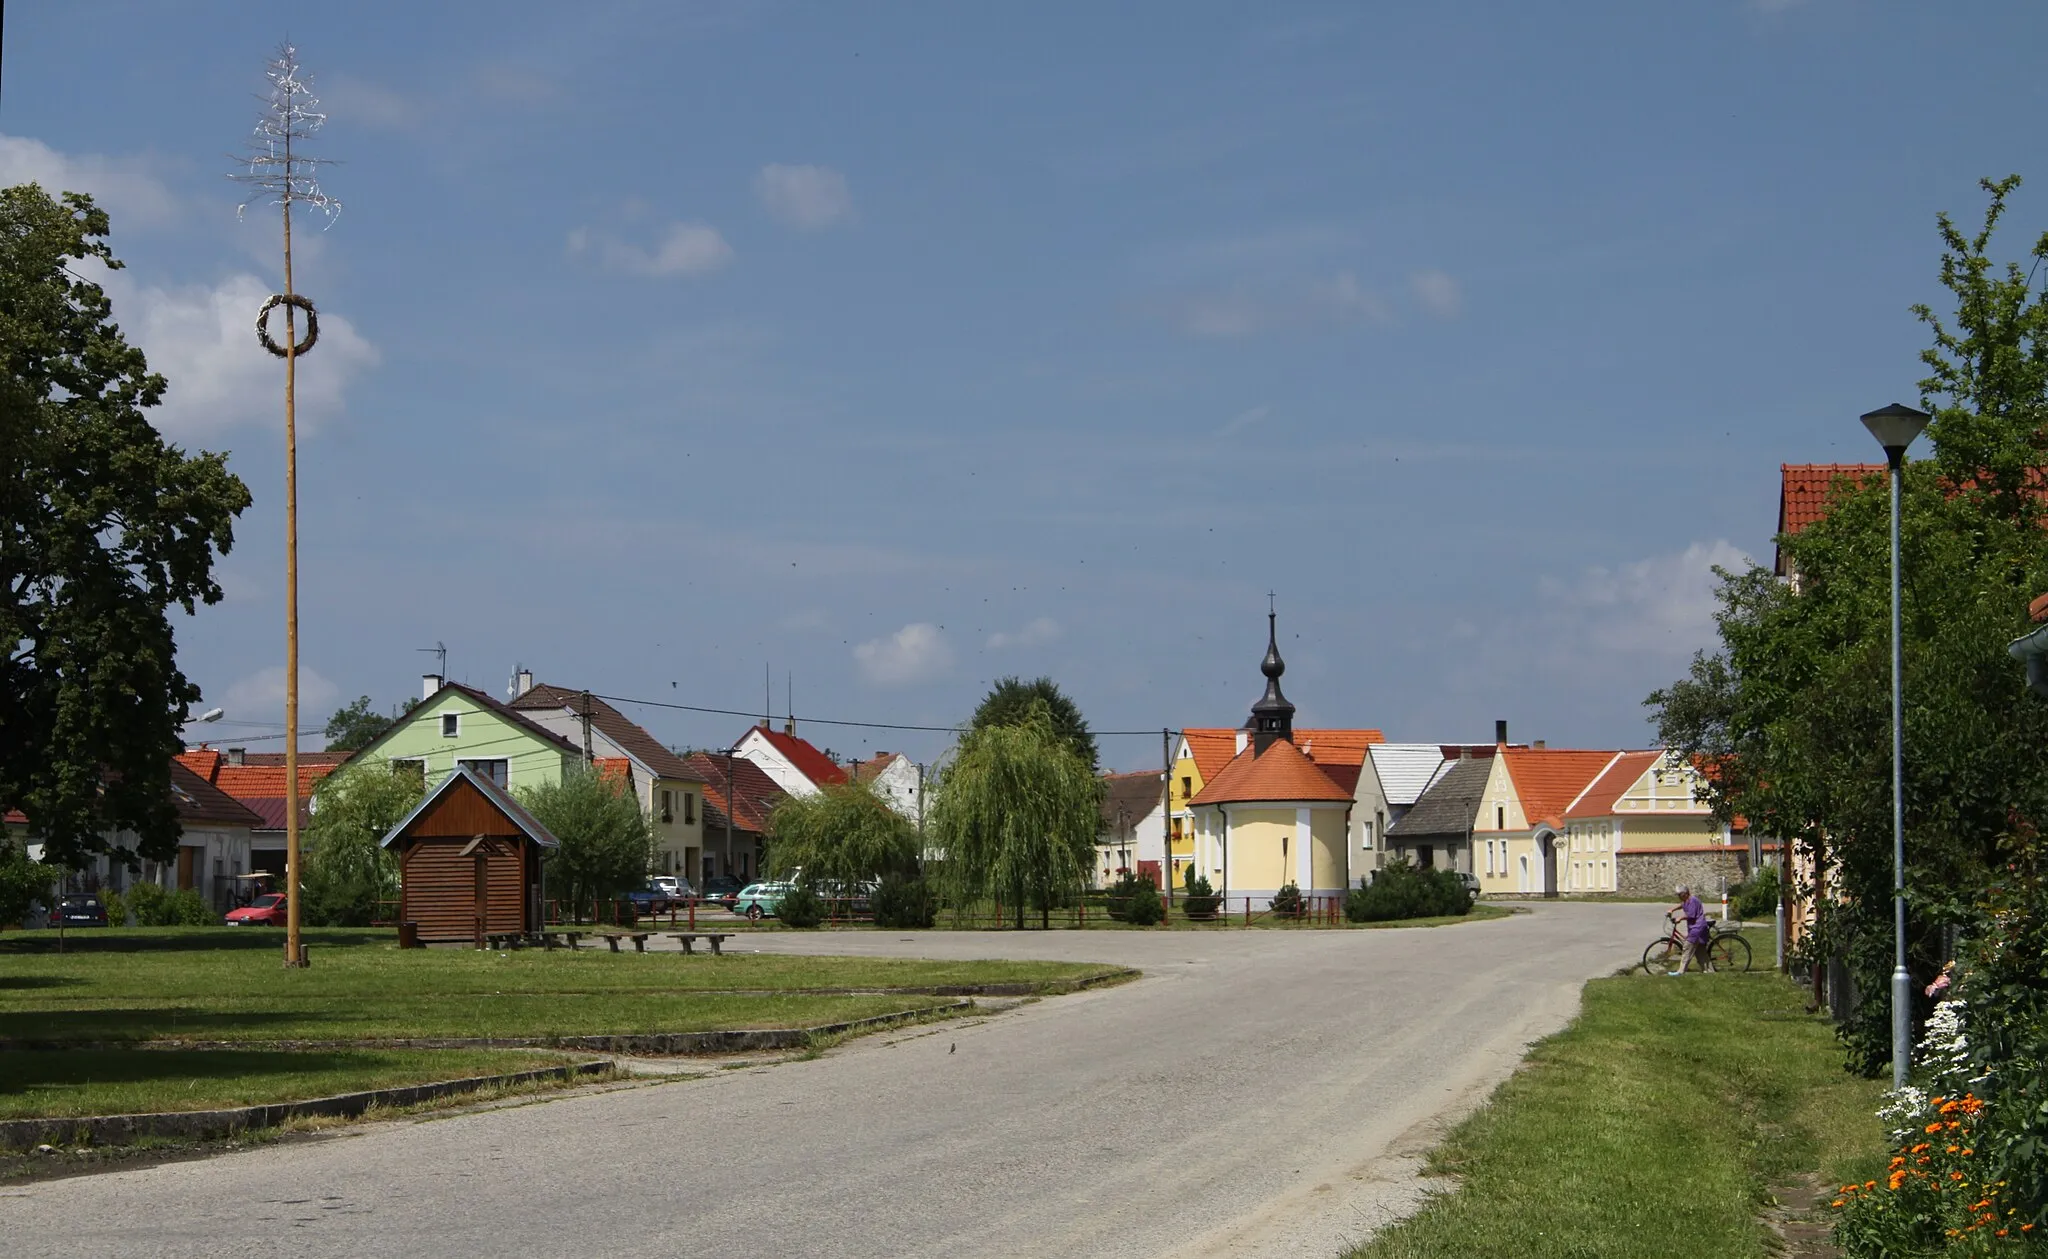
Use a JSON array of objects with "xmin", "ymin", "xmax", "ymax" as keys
[
  {"xmin": 484, "ymin": 931, "xmax": 584, "ymax": 950},
  {"xmin": 665, "ymin": 932, "xmax": 735, "ymax": 956},
  {"xmin": 600, "ymin": 931, "xmax": 652, "ymax": 953}
]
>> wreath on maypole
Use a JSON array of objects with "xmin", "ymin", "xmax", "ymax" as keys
[{"xmin": 255, "ymin": 292, "xmax": 319, "ymax": 357}]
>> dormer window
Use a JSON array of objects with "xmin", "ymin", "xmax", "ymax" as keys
[{"xmin": 441, "ymin": 713, "xmax": 460, "ymax": 738}]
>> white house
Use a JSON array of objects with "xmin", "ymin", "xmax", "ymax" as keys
[
  {"xmin": 733, "ymin": 722, "xmax": 847, "ymax": 798},
  {"xmin": 852, "ymin": 752, "xmax": 925, "ymax": 825}
]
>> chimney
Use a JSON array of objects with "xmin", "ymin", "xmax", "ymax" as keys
[
  {"xmin": 226, "ymin": 747, "xmax": 246, "ymax": 766},
  {"xmin": 423, "ymin": 674, "xmax": 442, "ymax": 700},
  {"xmin": 515, "ymin": 668, "xmax": 534, "ymax": 696},
  {"xmin": 784, "ymin": 716, "xmax": 795, "ymax": 736},
  {"xmin": 1533, "ymin": 739, "xmax": 1547, "ymax": 750},
  {"xmin": 1495, "ymin": 719, "xmax": 1508, "ymax": 745}
]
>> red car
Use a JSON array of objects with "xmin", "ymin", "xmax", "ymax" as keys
[{"xmin": 224, "ymin": 892, "xmax": 287, "ymax": 926}]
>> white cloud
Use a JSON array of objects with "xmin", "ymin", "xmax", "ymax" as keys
[
  {"xmin": 854, "ymin": 622, "xmax": 953, "ymax": 685},
  {"xmin": 754, "ymin": 164, "xmax": 853, "ymax": 230},
  {"xmin": 1538, "ymin": 540, "xmax": 1752, "ymax": 657},
  {"xmin": 471, "ymin": 63, "xmax": 559, "ymax": 106},
  {"xmin": 93, "ymin": 267, "xmax": 379, "ymax": 441},
  {"xmin": 986, "ymin": 617, "xmax": 1062, "ymax": 650},
  {"xmin": 1162, "ymin": 271, "xmax": 1391, "ymax": 339},
  {"xmin": 1217, "ymin": 404, "xmax": 1272, "ymax": 437},
  {"xmin": 0, "ymin": 132, "xmax": 179, "ymax": 228},
  {"xmin": 1410, "ymin": 269, "xmax": 1463, "ymax": 319},
  {"xmin": 217, "ymin": 664, "xmax": 340, "ymax": 730},
  {"xmin": 568, "ymin": 221, "xmax": 734, "ymax": 277}
]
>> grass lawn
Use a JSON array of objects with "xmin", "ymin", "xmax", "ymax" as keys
[
  {"xmin": 1, "ymin": 1048, "xmax": 589, "ymax": 1120},
  {"xmin": 1345, "ymin": 970, "xmax": 1889, "ymax": 1259},
  {"xmin": 0, "ymin": 929, "xmax": 1119, "ymax": 1045}
]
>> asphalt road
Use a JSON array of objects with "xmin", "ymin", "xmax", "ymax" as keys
[{"xmin": 3, "ymin": 901, "xmax": 1665, "ymax": 1259}]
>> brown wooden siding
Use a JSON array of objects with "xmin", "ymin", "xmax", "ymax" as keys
[
  {"xmin": 399, "ymin": 838, "xmax": 527, "ymax": 942},
  {"xmin": 408, "ymin": 779, "xmax": 520, "ymax": 838}
]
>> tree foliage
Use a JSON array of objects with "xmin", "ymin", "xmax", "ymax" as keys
[
  {"xmin": 302, "ymin": 763, "xmax": 420, "ymax": 926},
  {"xmin": 518, "ymin": 768, "xmax": 655, "ymax": 919},
  {"xmin": 0, "ymin": 185, "xmax": 251, "ymax": 869},
  {"xmin": 322, "ymin": 696, "xmax": 394, "ymax": 752},
  {"xmin": 766, "ymin": 779, "xmax": 918, "ymax": 891},
  {"xmin": 970, "ymin": 676, "xmax": 1099, "ymax": 772},
  {"xmin": 0, "ymin": 836, "xmax": 53, "ymax": 926},
  {"xmin": 929, "ymin": 705, "xmax": 1099, "ymax": 928},
  {"xmin": 1650, "ymin": 176, "xmax": 2048, "ymax": 1076}
]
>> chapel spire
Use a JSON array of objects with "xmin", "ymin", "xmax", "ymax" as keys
[{"xmin": 1249, "ymin": 595, "xmax": 1295, "ymax": 752}]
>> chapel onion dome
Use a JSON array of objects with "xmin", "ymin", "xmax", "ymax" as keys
[{"xmin": 1249, "ymin": 607, "xmax": 1295, "ymax": 749}]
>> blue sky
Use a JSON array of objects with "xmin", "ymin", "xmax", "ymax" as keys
[{"xmin": 5, "ymin": 1, "xmax": 2045, "ymax": 770}]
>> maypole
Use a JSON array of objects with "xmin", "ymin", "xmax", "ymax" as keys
[{"xmin": 236, "ymin": 44, "xmax": 339, "ymax": 968}]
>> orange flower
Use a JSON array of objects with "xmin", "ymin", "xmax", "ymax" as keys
[
  {"xmin": 1890, "ymin": 1171, "xmax": 1908, "ymax": 1191},
  {"xmin": 2021, "ymin": 1223, "xmax": 2035, "ymax": 1233},
  {"xmin": 1962, "ymin": 1149, "xmax": 1974, "ymax": 1156},
  {"xmin": 1830, "ymin": 1199, "xmax": 1846, "ymax": 1208},
  {"xmin": 1947, "ymin": 1145, "xmax": 1961, "ymax": 1154},
  {"xmin": 1912, "ymin": 1143, "xmax": 1931, "ymax": 1153},
  {"xmin": 1928, "ymin": 1122, "xmax": 1945, "ymax": 1133},
  {"xmin": 1866, "ymin": 1181, "xmax": 1877, "ymax": 1190},
  {"xmin": 1952, "ymin": 1171, "xmax": 1968, "ymax": 1181}
]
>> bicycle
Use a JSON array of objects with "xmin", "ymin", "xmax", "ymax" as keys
[{"xmin": 1641, "ymin": 918, "xmax": 1752, "ymax": 973}]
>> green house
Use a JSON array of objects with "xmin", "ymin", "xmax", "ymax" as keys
[{"xmin": 349, "ymin": 680, "xmax": 583, "ymax": 795}]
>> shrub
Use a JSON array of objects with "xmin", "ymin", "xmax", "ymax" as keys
[
  {"xmin": 1103, "ymin": 870, "xmax": 1156, "ymax": 921},
  {"xmin": 777, "ymin": 884, "xmax": 824, "ymax": 929},
  {"xmin": 1181, "ymin": 870, "xmax": 1220, "ymax": 920},
  {"xmin": 160, "ymin": 889, "xmax": 216, "ymax": 925},
  {"xmin": 1123, "ymin": 880, "xmax": 1163, "ymax": 926},
  {"xmin": 1270, "ymin": 882, "xmax": 1304, "ymax": 918},
  {"xmin": 1347, "ymin": 859, "xmax": 1469, "ymax": 923},
  {"xmin": 871, "ymin": 872, "xmax": 937, "ymax": 929},
  {"xmin": 1731, "ymin": 866, "xmax": 1781, "ymax": 921}
]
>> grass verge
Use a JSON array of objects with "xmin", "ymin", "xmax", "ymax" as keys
[
  {"xmin": 1344, "ymin": 970, "xmax": 1888, "ymax": 1259},
  {"xmin": 0, "ymin": 1048, "xmax": 587, "ymax": 1120}
]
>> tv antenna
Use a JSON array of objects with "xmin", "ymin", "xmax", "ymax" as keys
[{"xmin": 418, "ymin": 641, "xmax": 447, "ymax": 678}]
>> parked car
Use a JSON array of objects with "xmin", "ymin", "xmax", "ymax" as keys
[
  {"xmin": 700, "ymin": 874, "xmax": 746, "ymax": 907},
  {"xmin": 53, "ymin": 893, "xmax": 108, "ymax": 928},
  {"xmin": 624, "ymin": 881, "xmax": 692, "ymax": 915},
  {"xmin": 224, "ymin": 892, "xmax": 288, "ymax": 926},
  {"xmin": 731, "ymin": 881, "xmax": 795, "ymax": 921},
  {"xmin": 649, "ymin": 874, "xmax": 692, "ymax": 899},
  {"xmin": 1458, "ymin": 872, "xmax": 1481, "ymax": 899}
]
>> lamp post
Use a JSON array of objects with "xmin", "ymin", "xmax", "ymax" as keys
[{"xmin": 1861, "ymin": 401, "xmax": 1930, "ymax": 1091}]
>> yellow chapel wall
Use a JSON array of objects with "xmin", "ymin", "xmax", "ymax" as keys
[
  {"xmin": 1311, "ymin": 806, "xmax": 1349, "ymax": 890},
  {"xmin": 1224, "ymin": 807, "xmax": 1294, "ymax": 892}
]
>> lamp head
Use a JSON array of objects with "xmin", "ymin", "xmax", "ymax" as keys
[{"xmin": 1861, "ymin": 403, "xmax": 1931, "ymax": 463}]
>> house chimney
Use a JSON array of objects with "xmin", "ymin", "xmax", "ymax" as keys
[
  {"xmin": 515, "ymin": 668, "xmax": 533, "ymax": 696},
  {"xmin": 1495, "ymin": 719, "xmax": 1508, "ymax": 745},
  {"xmin": 1533, "ymin": 739, "xmax": 1547, "ymax": 750},
  {"xmin": 423, "ymin": 673, "xmax": 442, "ymax": 700},
  {"xmin": 784, "ymin": 716, "xmax": 795, "ymax": 736},
  {"xmin": 226, "ymin": 747, "xmax": 246, "ymax": 766}
]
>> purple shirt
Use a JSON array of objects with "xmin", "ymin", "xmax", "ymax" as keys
[{"xmin": 1681, "ymin": 895, "xmax": 1709, "ymax": 942}]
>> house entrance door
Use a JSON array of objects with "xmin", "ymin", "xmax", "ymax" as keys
[{"xmin": 1539, "ymin": 835, "xmax": 1558, "ymax": 898}]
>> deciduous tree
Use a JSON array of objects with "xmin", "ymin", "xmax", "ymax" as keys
[
  {"xmin": 322, "ymin": 696, "xmax": 394, "ymax": 752},
  {"xmin": 767, "ymin": 780, "xmax": 918, "ymax": 894},
  {"xmin": 0, "ymin": 184, "xmax": 250, "ymax": 869},
  {"xmin": 929, "ymin": 705, "xmax": 1098, "ymax": 928},
  {"xmin": 519, "ymin": 768, "xmax": 655, "ymax": 920},
  {"xmin": 970, "ymin": 676, "xmax": 1099, "ymax": 772},
  {"xmin": 301, "ymin": 763, "xmax": 420, "ymax": 926}
]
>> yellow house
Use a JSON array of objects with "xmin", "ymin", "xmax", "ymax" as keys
[
  {"xmin": 1184, "ymin": 612, "xmax": 1353, "ymax": 906},
  {"xmin": 1174, "ymin": 727, "xmax": 1380, "ymax": 888},
  {"xmin": 1561, "ymin": 750, "xmax": 1742, "ymax": 899},
  {"xmin": 1471, "ymin": 745, "xmax": 1622, "ymax": 897}
]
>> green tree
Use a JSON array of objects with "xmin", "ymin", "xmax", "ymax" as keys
[
  {"xmin": 1650, "ymin": 176, "xmax": 2048, "ymax": 1075},
  {"xmin": 929, "ymin": 705, "xmax": 1098, "ymax": 928},
  {"xmin": 518, "ymin": 767, "xmax": 655, "ymax": 921},
  {"xmin": 0, "ymin": 836, "xmax": 54, "ymax": 926},
  {"xmin": 322, "ymin": 696, "xmax": 393, "ymax": 751},
  {"xmin": 301, "ymin": 763, "xmax": 421, "ymax": 926},
  {"xmin": 970, "ymin": 676, "xmax": 1099, "ymax": 772},
  {"xmin": 0, "ymin": 185, "xmax": 251, "ymax": 869},
  {"xmin": 767, "ymin": 779, "xmax": 919, "ymax": 894}
]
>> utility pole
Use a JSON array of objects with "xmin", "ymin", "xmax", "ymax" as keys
[
  {"xmin": 236, "ymin": 44, "xmax": 340, "ymax": 971},
  {"xmin": 580, "ymin": 691, "xmax": 594, "ymax": 767},
  {"xmin": 1161, "ymin": 728, "xmax": 1173, "ymax": 908},
  {"xmin": 724, "ymin": 746, "xmax": 737, "ymax": 881}
]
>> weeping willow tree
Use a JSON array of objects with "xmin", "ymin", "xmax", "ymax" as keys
[
  {"xmin": 929, "ymin": 705, "xmax": 1100, "ymax": 928},
  {"xmin": 767, "ymin": 779, "xmax": 919, "ymax": 892}
]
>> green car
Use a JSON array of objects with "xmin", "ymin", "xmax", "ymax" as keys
[{"xmin": 732, "ymin": 881, "xmax": 796, "ymax": 921}]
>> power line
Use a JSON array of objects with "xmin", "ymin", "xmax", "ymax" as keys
[{"xmin": 588, "ymin": 691, "xmax": 1177, "ymax": 738}]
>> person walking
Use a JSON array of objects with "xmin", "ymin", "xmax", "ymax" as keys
[{"xmin": 1668, "ymin": 884, "xmax": 1714, "ymax": 975}]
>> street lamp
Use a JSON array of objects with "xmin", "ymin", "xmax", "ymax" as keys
[{"xmin": 1861, "ymin": 401, "xmax": 1930, "ymax": 1091}]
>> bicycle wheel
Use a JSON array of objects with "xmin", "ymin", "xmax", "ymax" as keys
[
  {"xmin": 1709, "ymin": 932, "xmax": 1752, "ymax": 973},
  {"xmin": 1643, "ymin": 937, "xmax": 1682, "ymax": 973}
]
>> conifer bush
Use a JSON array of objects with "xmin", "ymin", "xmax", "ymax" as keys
[
  {"xmin": 871, "ymin": 872, "xmax": 937, "ymax": 929},
  {"xmin": 1346, "ymin": 859, "xmax": 1469, "ymax": 922},
  {"xmin": 777, "ymin": 883, "xmax": 825, "ymax": 928}
]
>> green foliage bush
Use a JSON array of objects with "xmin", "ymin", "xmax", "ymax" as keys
[
  {"xmin": 1102, "ymin": 870, "xmax": 1154, "ymax": 921},
  {"xmin": 1122, "ymin": 880, "xmax": 1163, "ymax": 926},
  {"xmin": 107, "ymin": 882, "xmax": 217, "ymax": 926},
  {"xmin": 777, "ymin": 883, "xmax": 824, "ymax": 929},
  {"xmin": 1181, "ymin": 869, "xmax": 1220, "ymax": 920},
  {"xmin": 871, "ymin": 872, "xmax": 937, "ymax": 929},
  {"xmin": 0, "ymin": 840, "xmax": 53, "ymax": 925},
  {"xmin": 1347, "ymin": 859, "xmax": 1470, "ymax": 923},
  {"xmin": 1730, "ymin": 866, "xmax": 1780, "ymax": 922},
  {"xmin": 1270, "ymin": 882, "xmax": 1304, "ymax": 918}
]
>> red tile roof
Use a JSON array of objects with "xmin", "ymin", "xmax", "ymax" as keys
[
  {"xmin": 511, "ymin": 684, "xmax": 703, "ymax": 783},
  {"xmin": 743, "ymin": 724, "xmax": 847, "ymax": 788},
  {"xmin": 168, "ymin": 761, "xmax": 266, "ymax": 828},
  {"xmin": 176, "ymin": 747, "xmax": 345, "ymax": 807},
  {"xmin": 682, "ymin": 751, "xmax": 788, "ymax": 835},
  {"xmin": 1181, "ymin": 727, "xmax": 1383, "ymax": 785},
  {"xmin": 850, "ymin": 752, "xmax": 905, "ymax": 784},
  {"xmin": 1777, "ymin": 464, "xmax": 1884, "ymax": 574},
  {"xmin": 1563, "ymin": 750, "xmax": 1660, "ymax": 820},
  {"xmin": 1189, "ymin": 738, "xmax": 1352, "ymax": 806},
  {"xmin": 1502, "ymin": 749, "xmax": 1625, "ymax": 830}
]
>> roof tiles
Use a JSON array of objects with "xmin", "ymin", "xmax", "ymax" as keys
[
  {"xmin": 1502, "ymin": 748, "xmax": 1625, "ymax": 829},
  {"xmin": 1189, "ymin": 738, "xmax": 1351, "ymax": 806}
]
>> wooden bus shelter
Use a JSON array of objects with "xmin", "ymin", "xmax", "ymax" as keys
[{"xmin": 379, "ymin": 766, "xmax": 559, "ymax": 946}]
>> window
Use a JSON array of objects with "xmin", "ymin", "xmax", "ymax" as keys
[
  {"xmin": 684, "ymin": 792, "xmax": 695, "ymax": 824},
  {"xmin": 441, "ymin": 712, "xmax": 460, "ymax": 738},
  {"xmin": 1496, "ymin": 805, "xmax": 1505, "ymax": 830},
  {"xmin": 1181, "ymin": 776, "xmax": 1192, "ymax": 798},
  {"xmin": 659, "ymin": 789, "xmax": 672, "ymax": 822},
  {"xmin": 457, "ymin": 758, "xmax": 508, "ymax": 788}
]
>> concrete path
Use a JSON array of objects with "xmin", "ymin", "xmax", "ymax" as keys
[{"xmin": 1, "ymin": 901, "xmax": 1665, "ymax": 1259}]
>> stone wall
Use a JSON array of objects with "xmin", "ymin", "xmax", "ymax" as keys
[{"xmin": 1615, "ymin": 849, "xmax": 1751, "ymax": 899}]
